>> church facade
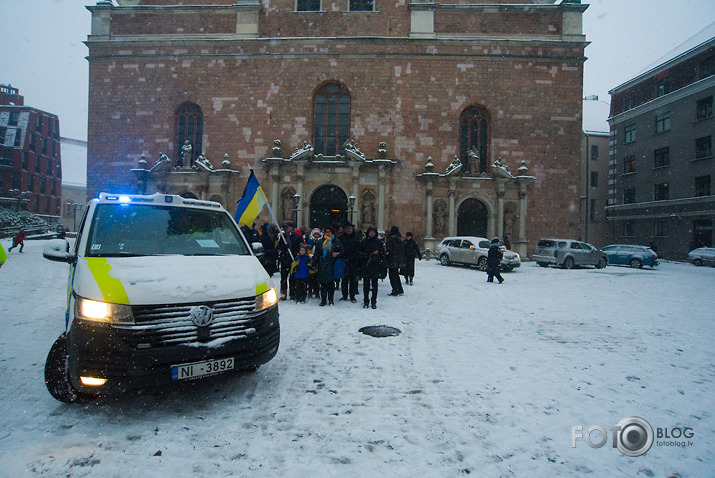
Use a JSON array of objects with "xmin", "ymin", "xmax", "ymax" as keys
[{"xmin": 85, "ymin": 0, "xmax": 588, "ymax": 256}]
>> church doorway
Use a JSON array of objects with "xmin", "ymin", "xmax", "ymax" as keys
[
  {"xmin": 310, "ymin": 185, "xmax": 348, "ymax": 229},
  {"xmin": 457, "ymin": 198, "xmax": 488, "ymax": 237}
]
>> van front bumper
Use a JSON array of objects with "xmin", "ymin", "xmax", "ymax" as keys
[{"xmin": 66, "ymin": 306, "xmax": 279, "ymax": 395}]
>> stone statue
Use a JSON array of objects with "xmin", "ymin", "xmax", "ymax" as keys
[
  {"xmin": 433, "ymin": 199, "xmax": 447, "ymax": 235},
  {"xmin": 361, "ymin": 189, "xmax": 376, "ymax": 226},
  {"xmin": 503, "ymin": 201, "xmax": 518, "ymax": 240},
  {"xmin": 181, "ymin": 140, "xmax": 193, "ymax": 168},
  {"xmin": 281, "ymin": 187, "xmax": 296, "ymax": 224}
]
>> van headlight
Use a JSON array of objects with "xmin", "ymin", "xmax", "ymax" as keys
[
  {"xmin": 255, "ymin": 287, "xmax": 278, "ymax": 311},
  {"xmin": 76, "ymin": 296, "xmax": 134, "ymax": 323}
]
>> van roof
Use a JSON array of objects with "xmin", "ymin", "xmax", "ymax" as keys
[{"xmin": 96, "ymin": 192, "xmax": 224, "ymax": 211}]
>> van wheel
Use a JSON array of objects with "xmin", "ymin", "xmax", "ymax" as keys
[
  {"xmin": 562, "ymin": 257, "xmax": 575, "ymax": 269},
  {"xmin": 45, "ymin": 333, "xmax": 89, "ymax": 403},
  {"xmin": 477, "ymin": 256, "xmax": 487, "ymax": 271},
  {"xmin": 440, "ymin": 254, "xmax": 451, "ymax": 267},
  {"xmin": 242, "ymin": 365, "xmax": 260, "ymax": 373},
  {"xmin": 629, "ymin": 258, "xmax": 642, "ymax": 269},
  {"xmin": 537, "ymin": 262, "xmax": 549, "ymax": 268}
]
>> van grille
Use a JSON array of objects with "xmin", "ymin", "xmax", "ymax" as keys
[{"xmin": 112, "ymin": 298, "xmax": 263, "ymax": 348}]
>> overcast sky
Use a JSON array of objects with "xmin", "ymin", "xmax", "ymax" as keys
[{"xmin": 2, "ymin": 0, "xmax": 715, "ymax": 140}]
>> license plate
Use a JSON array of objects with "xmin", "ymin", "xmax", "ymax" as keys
[{"xmin": 171, "ymin": 357, "xmax": 234, "ymax": 381}]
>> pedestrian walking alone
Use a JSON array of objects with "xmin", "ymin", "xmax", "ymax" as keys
[
  {"xmin": 385, "ymin": 226, "xmax": 405, "ymax": 296},
  {"xmin": 358, "ymin": 225, "xmax": 385, "ymax": 309},
  {"xmin": 486, "ymin": 237, "xmax": 504, "ymax": 284},
  {"xmin": 8, "ymin": 230, "xmax": 26, "ymax": 253},
  {"xmin": 401, "ymin": 232, "xmax": 422, "ymax": 285}
]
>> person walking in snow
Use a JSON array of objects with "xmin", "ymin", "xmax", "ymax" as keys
[
  {"xmin": 385, "ymin": 226, "xmax": 405, "ymax": 296},
  {"xmin": 486, "ymin": 237, "xmax": 504, "ymax": 284},
  {"xmin": 8, "ymin": 230, "xmax": 26, "ymax": 253},
  {"xmin": 401, "ymin": 231, "xmax": 422, "ymax": 286},
  {"xmin": 358, "ymin": 225, "xmax": 385, "ymax": 309},
  {"xmin": 313, "ymin": 225, "xmax": 343, "ymax": 306}
]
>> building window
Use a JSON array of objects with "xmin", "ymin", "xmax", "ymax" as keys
[
  {"xmin": 9, "ymin": 112, "xmax": 19, "ymax": 126},
  {"xmin": 35, "ymin": 155, "xmax": 41, "ymax": 173},
  {"xmin": 41, "ymin": 177, "xmax": 46, "ymax": 195},
  {"xmin": 29, "ymin": 133, "xmax": 35, "ymax": 152},
  {"xmin": 590, "ymin": 144, "xmax": 599, "ymax": 161},
  {"xmin": 697, "ymin": 96, "xmax": 713, "ymax": 120},
  {"xmin": 56, "ymin": 163, "xmax": 62, "ymax": 178},
  {"xmin": 589, "ymin": 198, "xmax": 596, "ymax": 221},
  {"xmin": 590, "ymin": 171, "xmax": 598, "ymax": 187},
  {"xmin": 459, "ymin": 107, "xmax": 489, "ymax": 174},
  {"xmin": 624, "ymin": 124, "xmax": 636, "ymax": 144},
  {"xmin": 624, "ymin": 95, "xmax": 636, "ymax": 111},
  {"xmin": 47, "ymin": 159, "xmax": 53, "ymax": 176},
  {"xmin": 176, "ymin": 103, "xmax": 203, "ymax": 168},
  {"xmin": 28, "ymin": 175, "xmax": 34, "ymax": 192},
  {"xmin": 623, "ymin": 187, "xmax": 636, "ymax": 204},
  {"xmin": 623, "ymin": 155, "xmax": 636, "ymax": 173},
  {"xmin": 696, "ymin": 136, "xmax": 712, "ymax": 159},
  {"xmin": 0, "ymin": 127, "xmax": 6, "ymax": 145},
  {"xmin": 41, "ymin": 138, "xmax": 47, "ymax": 155},
  {"xmin": 654, "ymin": 147, "xmax": 670, "ymax": 168},
  {"xmin": 13, "ymin": 172, "xmax": 21, "ymax": 190},
  {"xmin": 695, "ymin": 175, "xmax": 711, "ymax": 197},
  {"xmin": 22, "ymin": 152, "xmax": 28, "ymax": 170},
  {"xmin": 297, "ymin": 0, "xmax": 320, "ymax": 10},
  {"xmin": 623, "ymin": 221, "xmax": 634, "ymax": 237},
  {"xmin": 36, "ymin": 115, "xmax": 43, "ymax": 132},
  {"xmin": 654, "ymin": 182, "xmax": 669, "ymax": 201},
  {"xmin": 14, "ymin": 131, "xmax": 21, "ymax": 147},
  {"xmin": 45, "ymin": 196, "xmax": 51, "ymax": 214},
  {"xmin": 51, "ymin": 180, "xmax": 57, "ymax": 196},
  {"xmin": 701, "ymin": 55, "xmax": 715, "ymax": 79},
  {"xmin": 653, "ymin": 218, "xmax": 667, "ymax": 237},
  {"xmin": 655, "ymin": 112, "xmax": 670, "ymax": 133},
  {"xmin": 314, "ymin": 83, "xmax": 350, "ymax": 156},
  {"xmin": 655, "ymin": 77, "xmax": 670, "ymax": 97},
  {"xmin": 349, "ymin": 0, "xmax": 374, "ymax": 11}
]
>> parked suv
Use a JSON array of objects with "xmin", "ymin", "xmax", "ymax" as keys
[
  {"xmin": 601, "ymin": 244, "xmax": 658, "ymax": 268},
  {"xmin": 532, "ymin": 239, "xmax": 607, "ymax": 269},
  {"xmin": 436, "ymin": 236, "xmax": 521, "ymax": 272},
  {"xmin": 42, "ymin": 193, "xmax": 280, "ymax": 402},
  {"xmin": 687, "ymin": 247, "xmax": 715, "ymax": 267}
]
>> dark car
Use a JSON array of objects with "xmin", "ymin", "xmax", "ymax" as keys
[{"xmin": 601, "ymin": 244, "xmax": 658, "ymax": 268}]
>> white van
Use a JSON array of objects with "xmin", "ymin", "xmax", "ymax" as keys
[{"xmin": 43, "ymin": 193, "xmax": 280, "ymax": 402}]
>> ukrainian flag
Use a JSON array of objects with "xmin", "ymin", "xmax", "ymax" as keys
[{"xmin": 235, "ymin": 170, "xmax": 269, "ymax": 227}]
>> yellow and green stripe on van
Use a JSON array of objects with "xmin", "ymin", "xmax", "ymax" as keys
[{"xmin": 84, "ymin": 258, "xmax": 130, "ymax": 305}]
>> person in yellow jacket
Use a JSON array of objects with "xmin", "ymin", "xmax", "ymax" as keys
[{"xmin": 0, "ymin": 241, "xmax": 7, "ymax": 269}]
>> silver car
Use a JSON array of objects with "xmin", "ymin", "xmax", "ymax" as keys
[
  {"xmin": 532, "ymin": 238, "xmax": 607, "ymax": 269},
  {"xmin": 687, "ymin": 247, "xmax": 715, "ymax": 267},
  {"xmin": 436, "ymin": 236, "xmax": 521, "ymax": 272}
]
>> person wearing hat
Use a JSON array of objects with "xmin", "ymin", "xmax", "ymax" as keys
[
  {"xmin": 313, "ymin": 225, "xmax": 344, "ymax": 306},
  {"xmin": 486, "ymin": 237, "xmax": 504, "ymax": 284},
  {"xmin": 401, "ymin": 231, "xmax": 422, "ymax": 285},
  {"xmin": 277, "ymin": 220, "xmax": 303, "ymax": 300},
  {"xmin": 385, "ymin": 226, "xmax": 405, "ymax": 296},
  {"xmin": 358, "ymin": 225, "xmax": 385, "ymax": 309},
  {"xmin": 338, "ymin": 221, "xmax": 361, "ymax": 303}
]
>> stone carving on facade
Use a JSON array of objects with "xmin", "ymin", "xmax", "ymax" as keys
[
  {"xmin": 344, "ymin": 139, "xmax": 366, "ymax": 162},
  {"xmin": 361, "ymin": 189, "xmax": 376, "ymax": 226},
  {"xmin": 195, "ymin": 153, "xmax": 214, "ymax": 172},
  {"xmin": 153, "ymin": 152, "xmax": 172, "ymax": 172},
  {"xmin": 222, "ymin": 153, "xmax": 231, "ymax": 168},
  {"xmin": 281, "ymin": 187, "xmax": 296, "ymax": 223},
  {"xmin": 378, "ymin": 142, "xmax": 388, "ymax": 159},
  {"xmin": 181, "ymin": 140, "xmax": 193, "ymax": 168},
  {"xmin": 445, "ymin": 156, "xmax": 462, "ymax": 176},
  {"xmin": 503, "ymin": 201, "xmax": 518, "ymax": 239},
  {"xmin": 517, "ymin": 160, "xmax": 529, "ymax": 176},
  {"xmin": 433, "ymin": 199, "xmax": 448, "ymax": 235},
  {"xmin": 289, "ymin": 142, "xmax": 313, "ymax": 161},
  {"xmin": 272, "ymin": 140, "xmax": 282, "ymax": 158}
]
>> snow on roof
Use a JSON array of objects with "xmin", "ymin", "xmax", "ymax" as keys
[{"xmin": 60, "ymin": 137, "xmax": 87, "ymax": 187}]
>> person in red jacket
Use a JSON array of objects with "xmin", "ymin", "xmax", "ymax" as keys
[{"xmin": 8, "ymin": 230, "xmax": 26, "ymax": 253}]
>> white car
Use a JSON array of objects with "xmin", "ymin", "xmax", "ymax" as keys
[
  {"xmin": 687, "ymin": 247, "xmax": 715, "ymax": 267},
  {"xmin": 435, "ymin": 236, "xmax": 521, "ymax": 272}
]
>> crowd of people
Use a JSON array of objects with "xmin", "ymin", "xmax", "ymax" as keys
[{"xmin": 242, "ymin": 220, "xmax": 423, "ymax": 310}]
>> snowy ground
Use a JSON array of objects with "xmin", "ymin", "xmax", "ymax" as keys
[{"xmin": 0, "ymin": 240, "xmax": 713, "ymax": 477}]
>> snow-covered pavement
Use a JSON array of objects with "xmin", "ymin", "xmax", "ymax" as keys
[{"xmin": 0, "ymin": 241, "xmax": 713, "ymax": 477}]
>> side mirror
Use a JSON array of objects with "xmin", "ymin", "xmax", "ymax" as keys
[
  {"xmin": 43, "ymin": 239, "xmax": 75, "ymax": 263},
  {"xmin": 252, "ymin": 241, "xmax": 265, "ymax": 259}
]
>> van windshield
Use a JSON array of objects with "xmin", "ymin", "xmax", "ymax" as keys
[{"xmin": 86, "ymin": 204, "xmax": 251, "ymax": 257}]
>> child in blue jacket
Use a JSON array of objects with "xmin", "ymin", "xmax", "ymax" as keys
[{"xmin": 292, "ymin": 245, "xmax": 312, "ymax": 303}]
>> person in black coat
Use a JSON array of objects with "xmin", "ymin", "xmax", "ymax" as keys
[
  {"xmin": 385, "ymin": 225, "xmax": 405, "ymax": 296},
  {"xmin": 486, "ymin": 237, "xmax": 504, "ymax": 284},
  {"xmin": 358, "ymin": 225, "xmax": 385, "ymax": 309},
  {"xmin": 401, "ymin": 231, "xmax": 422, "ymax": 285},
  {"xmin": 313, "ymin": 225, "xmax": 343, "ymax": 306},
  {"xmin": 276, "ymin": 221, "xmax": 303, "ymax": 300},
  {"xmin": 338, "ymin": 222, "xmax": 361, "ymax": 302},
  {"xmin": 259, "ymin": 222, "xmax": 278, "ymax": 276}
]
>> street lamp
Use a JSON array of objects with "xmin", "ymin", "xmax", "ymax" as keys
[
  {"xmin": 348, "ymin": 194, "xmax": 356, "ymax": 224},
  {"xmin": 292, "ymin": 193, "xmax": 301, "ymax": 227}
]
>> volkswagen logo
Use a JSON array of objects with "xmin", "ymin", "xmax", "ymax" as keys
[{"xmin": 189, "ymin": 305, "xmax": 214, "ymax": 327}]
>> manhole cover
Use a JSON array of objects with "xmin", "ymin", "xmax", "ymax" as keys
[{"xmin": 359, "ymin": 325, "xmax": 401, "ymax": 337}]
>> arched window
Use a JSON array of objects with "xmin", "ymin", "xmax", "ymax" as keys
[
  {"xmin": 457, "ymin": 198, "xmax": 488, "ymax": 237},
  {"xmin": 459, "ymin": 107, "xmax": 489, "ymax": 174},
  {"xmin": 176, "ymin": 103, "xmax": 203, "ymax": 167},
  {"xmin": 314, "ymin": 83, "xmax": 350, "ymax": 156}
]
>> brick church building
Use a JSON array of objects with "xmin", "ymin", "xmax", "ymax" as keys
[{"xmin": 85, "ymin": 0, "xmax": 588, "ymax": 256}]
